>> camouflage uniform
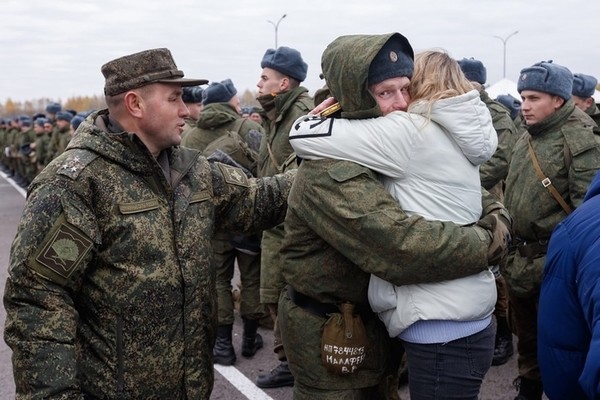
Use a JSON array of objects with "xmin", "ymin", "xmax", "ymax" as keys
[
  {"xmin": 181, "ymin": 102, "xmax": 265, "ymax": 327},
  {"xmin": 499, "ymin": 101, "xmax": 600, "ymax": 385},
  {"xmin": 584, "ymin": 102, "xmax": 600, "ymax": 134},
  {"xmin": 477, "ymin": 87, "xmax": 521, "ymax": 365},
  {"xmin": 182, "ymin": 102, "xmax": 263, "ymax": 154},
  {"xmin": 3, "ymin": 109, "xmax": 295, "ymax": 399},
  {"xmin": 278, "ymin": 33, "xmax": 499, "ymax": 399},
  {"xmin": 256, "ymin": 85, "xmax": 313, "ymax": 360},
  {"xmin": 32, "ymin": 126, "xmax": 51, "ymax": 175}
]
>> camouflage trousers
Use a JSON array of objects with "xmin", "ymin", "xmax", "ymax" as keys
[{"xmin": 213, "ymin": 236, "xmax": 262, "ymax": 324}]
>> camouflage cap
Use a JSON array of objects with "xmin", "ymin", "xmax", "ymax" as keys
[{"xmin": 101, "ymin": 48, "xmax": 208, "ymax": 96}]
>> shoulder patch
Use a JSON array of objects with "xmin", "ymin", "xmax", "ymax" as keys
[
  {"xmin": 218, "ymin": 163, "xmax": 249, "ymax": 187},
  {"xmin": 57, "ymin": 150, "xmax": 98, "ymax": 180},
  {"xmin": 30, "ymin": 215, "xmax": 93, "ymax": 286}
]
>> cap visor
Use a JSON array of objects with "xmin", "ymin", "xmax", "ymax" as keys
[{"xmin": 158, "ymin": 78, "xmax": 208, "ymax": 86}]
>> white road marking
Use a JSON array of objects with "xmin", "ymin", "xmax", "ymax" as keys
[{"xmin": 214, "ymin": 365, "xmax": 274, "ymax": 400}]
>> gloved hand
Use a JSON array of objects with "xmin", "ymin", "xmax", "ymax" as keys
[{"xmin": 477, "ymin": 212, "xmax": 512, "ymax": 266}]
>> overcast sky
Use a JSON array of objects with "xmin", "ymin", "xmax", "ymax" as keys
[{"xmin": 1, "ymin": 0, "xmax": 598, "ymax": 106}]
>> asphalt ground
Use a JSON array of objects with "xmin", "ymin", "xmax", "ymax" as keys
[{"xmin": 0, "ymin": 170, "xmax": 544, "ymax": 399}]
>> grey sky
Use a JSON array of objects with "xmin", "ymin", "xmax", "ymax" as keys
[{"xmin": 1, "ymin": 0, "xmax": 598, "ymax": 105}]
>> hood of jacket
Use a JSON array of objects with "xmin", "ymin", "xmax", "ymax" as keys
[
  {"xmin": 321, "ymin": 33, "xmax": 403, "ymax": 119},
  {"xmin": 196, "ymin": 103, "xmax": 239, "ymax": 129}
]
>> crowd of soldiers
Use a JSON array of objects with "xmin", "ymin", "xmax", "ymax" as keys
[
  {"xmin": 0, "ymin": 103, "xmax": 92, "ymax": 187},
  {"xmin": 2, "ymin": 39, "xmax": 600, "ymax": 399}
]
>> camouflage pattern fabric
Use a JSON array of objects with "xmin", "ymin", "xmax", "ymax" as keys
[
  {"xmin": 585, "ymin": 102, "xmax": 600, "ymax": 135},
  {"xmin": 3, "ymin": 108, "xmax": 295, "ymax": 399},
  {"xmin": 182, "ymin": 103, "xmax": 265, "ymax": 326},
  {"xmin": 256, "ymin": 86, "xmax": 313, "ymax": 305},
  {"xmin": 501, "ymin": 101, "xmax": 600, "ymax": 296},
  {"xmin": 181, "ymin": 102, "xmax": 263, "ymax": 154},
  {"xmin": 278, "ymin": 33, "xmax": 497, "ymax": 397},
  {"xmin": 479, "ymin": 88, "xmax": 522, "ymax": 193}
]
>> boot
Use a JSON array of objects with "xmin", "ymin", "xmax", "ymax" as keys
[
  {"xmin": 492, "ymin": 317, "xmax": 514, "ymax": 366},
  {"xmin": 256, "ymin": 361, "xmax": 295, "ymax": 388},
  {"xmin": 213, "ymin": 324, "xmax": 236, "ymax": 365},
  {"xmin": 513, "ymin": 376, "xmax": 543, "ymax": 400},
  {"xmin": 241, "ymin": 318, "xmax": 263, "ymax": 358}
]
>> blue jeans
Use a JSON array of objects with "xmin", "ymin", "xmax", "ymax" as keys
[{"xmin": 402, "ymin": 321, "xmax": 495, "ymax": 400}]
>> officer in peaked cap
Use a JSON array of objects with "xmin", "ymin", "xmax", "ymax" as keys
[{"xmin": 4, "ymin": 47, "xmax": 296, "ymax": 399}]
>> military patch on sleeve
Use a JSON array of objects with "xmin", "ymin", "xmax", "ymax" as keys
[
  {"xmin": 32, "ymin": 217, "xmax": 93, "ymax": 285},
  {"xmin": 218, "ymin": 163, "xmax": 249, "ymax": 187}
]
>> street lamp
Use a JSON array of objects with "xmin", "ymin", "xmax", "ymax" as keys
[
  {"xmin": 493, "ymin": 30, "xmax": 519, "ymax": 79},
  {"xmin": 267, "ymin": 14, "xmax": 286, "ymax": 48}
]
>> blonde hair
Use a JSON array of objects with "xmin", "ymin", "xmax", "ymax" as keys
[{"xmin": 409, "ymin": 49, "xmax": 474, "ymax": 105}]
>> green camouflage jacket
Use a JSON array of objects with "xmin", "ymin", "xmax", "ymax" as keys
[
  {"xmin": 181, "ymin": 102, "xmax": 263, "ymax": 153},
  {"xmin": 256, "ymin": 86, "xmax": 312, "ymax": 178},
  {"xmin": 479, "ymin": 88, "xmax": 521, "ymax": 191},
  {"xmin": 279, "ymin": 33, "xmax": 494, "ymax": 390},
  {"xmin": 256, "ymin": 85, "xmax": 313, "ymax": 303},
  {"xmin": 3, "ymin": 109, "xmax": 295, "ymax": 399},
  {"xmin": 501, "ymin": 101, "xmax": 600, "ymax": 295}
]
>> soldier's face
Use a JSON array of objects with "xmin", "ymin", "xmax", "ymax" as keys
[
  {"xmin": 257, "ymin": 68, "xmax": 286, "ymax": 97},
  {"xmin": 186, "ymin": 102, "xmax": 202, "ymax": 121},
  {"xmin": 369, "ymin": 76, "xmax": 411, "ymax": 116},
  {"xmin": 136, "ymin": 83, "xmax": 190, "ymax": 155},
  {"xmin": 520, "ymin": 90, "xmax": 564, "ymax": 125},
  {"xmin": 572, "ymin": 95, "xmax": 594, "ymax": 112}
]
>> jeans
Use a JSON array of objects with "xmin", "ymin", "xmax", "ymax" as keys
[{"xmin": 402, "ymin": 321, "xmax": 495, "ymax": 400}]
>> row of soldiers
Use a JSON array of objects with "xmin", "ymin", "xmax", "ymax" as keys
[{"xmin": 0, "ymin": 103, "xmax": 90, "ymax": 187}]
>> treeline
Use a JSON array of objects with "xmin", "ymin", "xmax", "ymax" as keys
[{"xmin": 0, "ymin": 89, "xmax": 260, "ymax": 118}]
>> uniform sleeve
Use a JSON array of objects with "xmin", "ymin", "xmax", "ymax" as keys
[
  {"xmin": 289, "ymin": 113, "xmax": 419, "ymax": 178},
  {"xmin": 292, "ymin": 160, "xmax": 490, "ymax": 285},
  {"xmin": 3, "ymin": 180, "xmax": 95, "ymax": 398},
  {"xmin": 480, "ymin": 126, "xmax": 522, "ymax": 190},
  {"xmin": 210, "ymin": 161, "xmax": 296, "ymax": 234}
]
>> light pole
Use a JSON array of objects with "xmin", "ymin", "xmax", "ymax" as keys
[
  {"xmin": 267, "ymin": 14, "xmax": 286, "ymax": 48},
  {"xmin": 493, "ymin": 30, "xmax": 519, "ymax": 79}
]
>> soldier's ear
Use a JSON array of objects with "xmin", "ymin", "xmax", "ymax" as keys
[
  {"xmin": 280, "ymin": 77, "xmax": 290, "ymax": 92},
  {"xmin": 123, "ymin": 91, "xmax": 144, "ymax": 118}
]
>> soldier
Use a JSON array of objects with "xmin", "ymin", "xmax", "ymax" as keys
[
  {"xmin": 13, "ymin": 116, "xmax": 35, "ymax": 187},
  {"xmin": 278, "ymin": 32, "xmax": 511, "ymax": 400},
  {"xmin": 4, "ymin": 117, "xmax": 19, "ymax": 178},
  {"xmin": 3, "ymin": 47, "xmax": 296, "ymax": 399},
  {"xmin": 254, "ymin": 45, "xmax": 313, "ymax": 389},
  {"xmin": 499, "ymin": 61, "xmax": 600, "ymax": 400},
  {"xmin": 496, "ymin": 94, "xmax": 522, "ymax": 122},
  {"xmin": 0, "ymin": 118, "xmax": 8, "ymax": 172},
  {"xmin": 181, "ymin": 84, "xmax": 204, "ymax": 136},
  {"xmin": 182, "ymin": 78, "xmax": 265, "ymax": 366},
  {"xmin": 571, "ymin": 73, "xmax": 600, "ymax": 133},
  {"xmin": 459, "ymin": 57, "xmax": 522, "ymax": 367},
  {"xmin": 31, "ymin": 117, "xmax": 51, "ymax": 176},
  {"xmin": 52, "ymin": 111, "xmax": 74, "ymax": 159}
]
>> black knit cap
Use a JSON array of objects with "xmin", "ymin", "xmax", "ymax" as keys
[{"xmin": 368, "ymin": 33, "xmax": 414, "ymax": 85}]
